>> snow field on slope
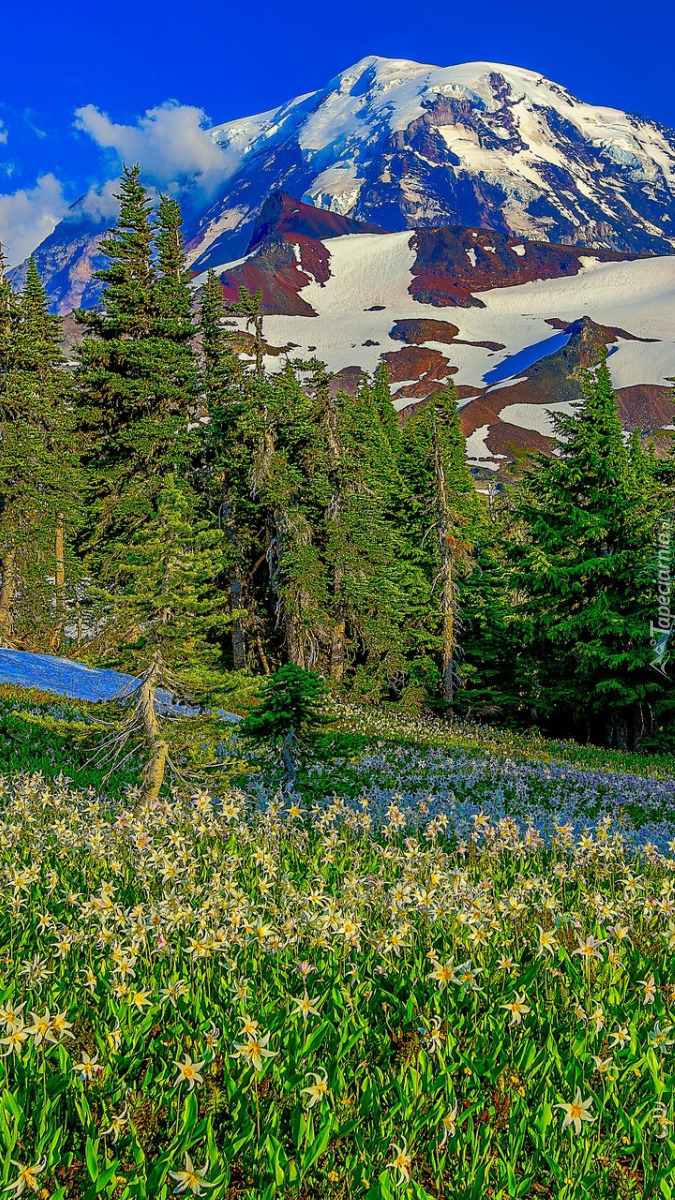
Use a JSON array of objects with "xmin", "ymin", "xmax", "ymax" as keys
[
  {"xmin": 260, "ymin": 232, "xmax": 675, "ymax": 393},
  {"xmin": 498, "ymin": 401, "xmax": 581, "ymax": 437}
]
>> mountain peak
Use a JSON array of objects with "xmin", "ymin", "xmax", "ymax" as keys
[{"xmin": 21, "ymin": 54, "xmax": 675, "ymax": 312}]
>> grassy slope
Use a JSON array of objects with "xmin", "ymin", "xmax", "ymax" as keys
[{"xmin": 1, "ymin": 684, "xmax": 673, "ymax": 804}]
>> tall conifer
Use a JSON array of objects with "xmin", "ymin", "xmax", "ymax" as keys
[{"xmin": 519, "ymin": 356, "xmax": 663, "ymax": 746}]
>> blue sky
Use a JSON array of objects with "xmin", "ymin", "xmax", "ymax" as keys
[{"xmin": 1, "ymin": 0, "xmax": 673, "ymax": 264}]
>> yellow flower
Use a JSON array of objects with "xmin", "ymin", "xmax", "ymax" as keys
[
  {"xmin": 386, "ymin": 1139, "xmax": 413, "ymax": 1186},
  {"xmin": 101, "ymin": 1104, "xmax": 129, "ymax": 1143},
  {"xmin": 428, "ymin": 960, "xmax": 455, "ymax": 988},
  {"xmin": 638, "ymin": 975, "xmax": 657, "ymax": 1004},
  {"xmin": 573, "ymin": 936, "xmax": 604, "ymax": 961},
  {"xmin": 232, "ymin": 1031, "xmax": 277, "ymax": 1072},
  {"xmin": 591, "ymin": 1055, "xmax": 616, "ymax": 1077},
  {"xmin": 302, "ymin": 1070, "xmax": 330, "ymax": 1108},
  {"xmin": 173, "ymin": 1054, "xmax": 205, "ymax": 1090},
  {"xmin": 71, "ymin": 1052, "xmax": 100, "ymax": 1081},
  {"xmin": 555, "ymin": 1089, "xmax": 595, "ymax": 1134},
  {"xmin": 438, "ymin": 1104, "xmax": 458, "ymax": 1147},
  {"xmin": 609, "ymin": 1024, "xmax": 629, "ymax": 1049},
  {"xmin": 536, "ymin": 926, "xmax": 558, "ymax": 957},
  {"xmin": 0, "ymin": 1023, "xmax": 30, "ymax": 1056},
  {"xmin": 5, "ymin": 1156, "xmax": 46, "ymax": 1195},
  {"xmin": 169, "ymin": 1153, "xmax": 216, "ymax": 1195},
  {"xmin": 237, "ymin": 1015, "xmax": 260, "ymax": 1039},
  {"xmin": 25, "ymin": 1010, "xmax": 55, "ymax": 1047},
  {"xmin": 129, "ymin": 989, "xmax": 153, "ymax": 1012},
  {"xmin": 501, "ymin": 992, "xmax": 531, "ymax": 1027},
  {"xmin": 290, "ymin": 994, "xmax": 322, "ymax": 1021},
  {"xmin": 0, "ymin": 1003, "xmax": 26, "ymax": 1032}
]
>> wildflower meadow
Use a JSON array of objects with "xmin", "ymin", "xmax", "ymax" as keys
[{"xmin": 2, "ymin": 708, "xmax": 675, "ymax": 1200}]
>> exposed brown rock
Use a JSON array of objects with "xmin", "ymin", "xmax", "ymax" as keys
[
  {"xmin": 616, "ymin": 385, "xmax": 674, "ymax": 431},
  {"xmin": 246, "ymin": 191, "xmax": 386, "ymax": 253},
  {"xmin": 390, "ymin": 318, "xmax": 460, "ymax": 345},
  {"xmin": 389, "ymin": 318, "xmax": 505, "ymax": 352},
  {"xmin": 409, "ymin": 226, "xmax": 643, "ymax": 308}
]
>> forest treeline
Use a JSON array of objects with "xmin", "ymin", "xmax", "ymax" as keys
[{"xmin": 0, "ymin": 165, "xmax": 673, "ymax": 751}]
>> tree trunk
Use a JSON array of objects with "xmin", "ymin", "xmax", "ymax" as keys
[
  {"xmin": 329, "ymin": 576, "xmax": 347, "ymax": 683},
  {"xmin": 0, "ymin": 549, "xmax": 16, "ymax": 647},
  {"xmin": 51, "ymin": 515, "xmax": 66, "ymax": 651},
  {"xmin": 230, "ymin": 565, "xmax": 247, "ymax": 670},
  {"xmin": 255, "ymin": 633, "xmax": 271, "ymax": 675},
  {"xmin": 254, "ymin": 313, "xmax": 264, "ymax": 379},
  {"xmin": 330, "ymin": 613, "xmax": 347, "ymax": 683},
  {"xmin": 285, "ymin": 608, "xmax": 305, "ymax": 668},
  {"xmin": 433, "ymin": 426, "xmax": 455, "ymax": 704},
  {"xmin": 220, "ymin": 489, "xmax": 247, "ymax": 670},
  {"xmin": 281, "ymin": 727, "xmax": 297, "ymax": 790},
  {"xmin": 135, "ymin": 652, "xmax": 169, "ymax": 810}
]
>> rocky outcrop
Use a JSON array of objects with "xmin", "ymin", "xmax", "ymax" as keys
[
  {"xmin": 246, "ymin": 191, "xmax": 385, "ymax": 252},
  {"xmin": 408, "ymin": 228, "xmax": 643, "ymax": 307}
]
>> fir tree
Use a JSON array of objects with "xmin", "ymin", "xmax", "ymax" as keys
[
  {"xmin": 230, "ymin": 286, "xmax": 265, "ymax": 378},
  {"xmin": 518, "ymin": 355, "xmax": 664, "ymax": 747},
  {"xmin": 250, "ymin": 365, "xmax": 330, "ymax": 669},
  {"xmin": 312, "ymin": 366, "xmax": 406, "ymax": 687},
  {"xmin": 94, "ymin": 474, "xmax": 227, "ymax": 804},
  {"xmin": 199, "ymin": 271, "xmax": 250, "ymax": 670},
  {"xmin": 0, "ymin": 257, "xmax": 80, "ymax": 648},
  {"xmin": 400, "ymin": 387, "xmax": 483, "ymax": 704},
  {"xmin": 78, "ymin": 167, "xmax": 199, "ymax": 602},
  {"xmin": 239, "ymin": 663, "xmax": 332, "ymax": 784}
]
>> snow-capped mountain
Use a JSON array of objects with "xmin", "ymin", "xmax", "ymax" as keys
[{"xmin": 21, "ymin": 55, "xmax": 675, "ymax": 312}]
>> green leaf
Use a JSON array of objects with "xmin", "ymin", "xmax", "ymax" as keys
[{"xmin": 85, "ymin": 1137, "xmax": 99, "ymax": 1183}]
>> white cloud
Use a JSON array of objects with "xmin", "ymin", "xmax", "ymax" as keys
[
  {"xmin": 0, "ymin": 174, "xmax": 70, "ymax": 266},
  {"xmin": 0, "ymin": 121, "xmax": 7, "ymax": 145},
  {"xmin": 73, "ymin": 101, "xmax": 239, "ymax": 195},
  {"xmin": 79, "ymin": 178, "xmax": 121, "ymax": 222}
]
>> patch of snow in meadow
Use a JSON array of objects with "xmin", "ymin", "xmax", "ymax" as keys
[{"xmin": 0, "ymin": 650, "xmax": 240, "ymax": 721}]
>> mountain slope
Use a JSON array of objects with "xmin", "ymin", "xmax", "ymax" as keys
[
  {"xmin": 20, "ymin": 55, "xmax": 675, "ymax": 311},
  {"xmin": 210, "ymin": 213, "xmax": 674, "ymax": 472}
]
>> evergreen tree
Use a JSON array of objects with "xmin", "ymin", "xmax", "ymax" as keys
[
  {"xmin": 239, "ymin": 663, "xmax": 332, "ymax": 784},
  {"xmin": 0, "ymin": 257, "xmax": 81, "ymax": 648},
  {"xmin": 230, "ymin": 286, "xmax": 265, "ymax": 378},
  {"xmin": 78, "ymin": 166, "xmax": 199, "ymax": 603},
  {"xmin": 249, "ymin": 364, "xmax": 330, "ymax": 669},
  {"xmin": 94, "ymin": 474, "xmax": 227, "ymax": 804},
  {"xmin": 199, "ymin": 271, "xmax": 251, "ymax": 670},
  {"xmin": 518, "ymin": 355, "xmax": 664, "ymax": 747},
  {"xmin": 400, "ymin": 387, "xmax": 483, "ymax": 705},
  {"xmin": 455, "ymin": 496, "xmax": 530, "ymax": 723},
  {"xmin": 312, "ymin": 366, "xmax": 406, "ymax": 688}
]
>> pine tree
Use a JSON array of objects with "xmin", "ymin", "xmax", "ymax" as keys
[
  {"xmin": 239, "ymin": 663, "xmax": 332, "ymax": 785},
  {"xmin": 230, "ymin": 286, "xmax": 265, "ymax": 378},
  {"xmin": 518, "ymin": 355, "xmax": 665, "ymax": 747},
  {"xmin": 78, "ymin": 167, "xmax": 199, "ymax": 606},
  {"xmin": 0, "ymin": 257, "xmax": 81, "ymax": 648},
  {"xmin": 249, "ymin": 364, "xmax": 330, "ymax": 669},
  {"xmin": 94, "ymin": 474, "xmax": 227, "ymax": 804},
  {"xmin": 0, "ymin": 242, "xmax": 17, "ymax": 644},
  {"xmin": 400, "ymin": 387, "xmax": 483, "ymax": 705},
  {"xmin": 199, "ymin": 271, "xmax": 251, "ymax": 670},
  {"xmin": 455, "ymin": 498, "xmax": 529, "ymax": 723},
  {"xmin": 312, "ymin": 366, "xmax": 406, "ymax": 688}
]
